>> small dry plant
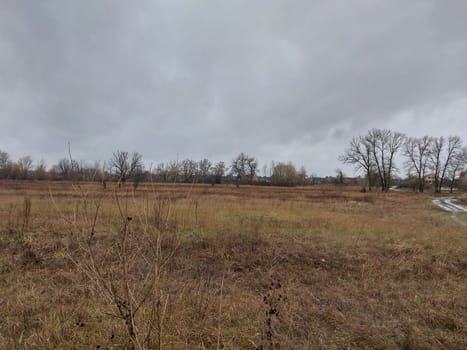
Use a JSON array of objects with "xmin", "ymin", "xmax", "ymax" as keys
[
  {"xmin": 51, "ymin": 179, "xmax": 180, "ymax": 349},
  {"xmin": 256, "ymin": 279, "xmax": 286, "ymax": 350},
  {"xmin": 5, "ymin": 196, "xmax": 32, "ymax": 237}
]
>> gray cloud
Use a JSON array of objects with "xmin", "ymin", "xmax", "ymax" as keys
[{"xmin": 1, "ymin": 0, "xmax": 467, "ymax": 175}]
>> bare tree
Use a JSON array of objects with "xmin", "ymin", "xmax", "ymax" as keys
[
  {"xmin": 17, "ymin": 156, "xmax": 33, "ymax": 179},
  {"xmin": 110, "ymin": 151, "xmax": 143, "ymax": 184},
  {"xmin": 77, "ymin": 160, "xmax": 102, "ymax": 182},
  {"xmin": 154, "ymin": 163, "xmax": 168, "ymax": 182},
  {"xmin": 231, "ymin": 152, "xmax": 257, "ymax": 185},
  {"xmin": 58, "ymin": 158, "xmax": 71, "ymax": 179},
  {"xmin": 339, "ymin": 136, "xmax": 374, "ymax": 191},
  {"xmin": 298, "ymin": 166, "xmax": 308, "ymax": 186},
  {"xmin": 0, "ymin": 150, "xmax": 11, "ymax": 179},
  {"xmin": 213, "ymin": 161, "xmax": 228, "ymax": 184},
  {"xmin": 365, "ymin": 129, "xmax": 405, "ymax": 191},
  {"xmin": 404, "ymin": 136, "xmax": 432, "ymax": 192},
  {"xmin": 246, "ymin": 157, "xmax": 258, "ymax": 184},
  {"xmin": 35, "ymin": 159, "xmax": 48, "ymax": 180},
  {"xmin": 57, "ymin": 158, "xmax": 79, "ymax": 180},
  {"xmin": 198, "ymin": 158, "xmax": 212, "ymax": 183},
  {"xmin": 335, "ymin": 168, "xmax": 345, "ymax": 185},
  {"xmin": 231, "ymin": 152, "xmax": 248, "ymax": 184},
  {"xmin": 180, "ymin": 159, "xmax": 198, "ymax": 183},
  {"xmin": 429, "ymin": 136, "xmax": 463, "ymax": 193},
  {"xmin": 0, "ymin": 150, "xmax": 9, "ymax": 168},
  {"xmin": 446, "ymin": 147, "xmax": 467, "ymax": 193},
  {"xmin": 167, "ymin": 161, "xmax": 180, "ymax": 183}
]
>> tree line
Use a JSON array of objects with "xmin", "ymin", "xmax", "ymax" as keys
[
  {"xmin": 2, "ymin": 131, "xmax": 467, "ymax": 191},
  {"xmin": 339, "ymin": 129, "xmax": 467, "ymax": 192},
  {"xmin": 0, "ymin": 150, "xmax": 310, "ymax": 187}
]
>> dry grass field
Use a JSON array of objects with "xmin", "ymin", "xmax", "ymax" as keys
[{"xmin": 0, "ymin": 181, "xmax": 466, "ymax": 349}]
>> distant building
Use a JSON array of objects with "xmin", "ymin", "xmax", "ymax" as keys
[
  {"xmin": 343, "ymin": 177, "xmax": 360, "ymax": 186},
  {"xmin": 425, "ymin": 173, "xmax": 435, "ymax": 185}
]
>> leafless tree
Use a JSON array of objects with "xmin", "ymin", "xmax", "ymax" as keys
[
  {"xmin": 35, "ymin": 159, "xmax": 48, "ymax": 180},
  {"xmin": 110, "ymin": 151, "xmax": 143, "ymax": 184},
  {"xmin": 298, "ymin": 166, "xmax": 308, "ymax": 186},
  {"xmin": 0, "ymin": 150, "xmax": 9, "ymax": 168},
  {"xmin": 246, "ymin": 157, "xmax": 257, "ymax": 184},
  {"xmin": 231, "ymin": 152, "xmax": 257, "ymax": 185},
  {"xmin": 57, "ymin": 158, "xmax": 79, "ymax": 180},
  {"xmin": 154, "ymin": 163, "xmax": 168, "ymax": 183},
  {"xmin": 167, "ymin": 161, "xmax": 180, "ymax": 183},
  {"xmin": 335, "ymin": 168, "xmax": 345, "ymax": 185},
  {"xmin": 429, "ymin": 136, "xmax": 463, "ymax": 193},
  {"xmin": 0, "ymin": 150, "xmax": 10, "ymax": 179},
  {"xmin": 213, "ymin": 161, "xmax": 228, "ymax": 184},
  {"xmin": 404, "ymin": 136, "xmax": 432, "ymax": 192},
  {"xmin": 365, "ymin": 129, "xmax": 405, "ymax": 191},
  {"xmin": 198, "ymin": 158, "xmax": 212, "ymax": 183},
  {"xmin": 446, "ymin": 147, "xmax": 467, "ymax": 193},
  {"xmin": 17, "ymin": 156, "xmax": 34, "ymax": 179},
  {"xmin": 180, "ymin": 159, "xmax": 198, "ymax": 183},
  {"xmin": 339, "ymin": 136, "xmax": 374, "ymax": 191}
]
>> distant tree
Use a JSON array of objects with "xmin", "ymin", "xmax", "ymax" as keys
[
  {"xmin": 339, "ymin": 136, "xmax": 375, "ymax": 191},
  {"xmin": 460, "ymin": 171, "xmax": 467, "ymax": 191},
  {"xmin": 167, "ymin": 161, "xmax": 180, "ymax": 182},
  {"xmin": 154, "ymin": 163, "xmax": 168, "ymax": 182},
  {"xmin": 48, "ymin": 164, "xmax": 60, "ymax": 180},
  {"xmin": 404, "ymin": 136, "xmax": 432, "ymax": 192},
  {"xmin": 429, "ymin": 136, "xmax": 463, "ymax": 193},
  {"xmin": 231, "ymin": 153, "xmax": 248, "ymax": 184},
  {"xmin": 110, "ymin": 151, "xmax": 143, "ymax": 184},
  {"xmin": 365, "ymin": 129, "xmax": 405, "ymax": 191},
  {"xmin": 0, "ymin": 150, "xmax": 9, "ymax": 168},
  {"xmin": 261, "ymin": 164, "xmax": 269, "ymax": 178},
  {"xmin": 0, "ymin": 150, "xmax": 11, "ymax": 179},
  {"xmin": 198, "ymin": 158, "xmax": 212, "ymax": 183},
  {"xmin": 335, "ymin": 168, "xmax": 344, "ymax": 185},
  {"xmin": 213, "ymin": 161, "xmax": 227, "ymax": 184},
  {"xmin": 446, "ymin": 147, "xmax": 467, "ymax": 193},
  {"xmin": 35, "ymin": 159, "xmax": 48, "ymax": 180},
  {"xmin": 99, "ymin": 161, "xmax": 110, "ymax": 187},
  {"xmin": 429, "ymin": 137, "xmax": 444, "ymax": 193},
  {"xmin": 78, "ymin": 161, "xmax": 102, "ymax": 182},
  {"xmin": 180, "ymin": 159, "xmax": 198, "ymax": 183},
  {"xmin": 340, "ymin": 129, "xmax": 405, "ymax": 191},
  {"xmin": 57, "ymin": 158, "xmax": 70, "ymax": 179},
  {"xmin": 231, "ymin": 152, "xmax": 257, "ymax": 185},
  {"xmin": 57, "ymin": 158, "xmax": 79, "ymax": 180},
  {"xmin": 9, "ymin": 162, "xmax": 21, "ymax": 179},
  {"xmin": 246, "ymin": 157, "xmax": 258, "ymax": 184},
  {"xmin": 154, "ymin": 162, "xmax": 181, "ymax": 183},
  {"xmin": 297, "ymin": 166, "xmax": 308, "ymax": 186},
  {"xmin": 17, "ymin": 156, "xmax": 33, "ymax": 179},
  {"xmin": 271, "ymin": 162, "xmax": 300, "ymax": 186}
]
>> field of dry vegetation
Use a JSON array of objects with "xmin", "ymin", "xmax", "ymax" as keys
[{"xmin": 0, "ymin": 180, "xmax": 466, "ymax": 349}]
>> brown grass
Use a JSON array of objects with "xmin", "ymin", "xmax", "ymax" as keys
[{"xmin": 0, "ymin": 180, "xmax": 466, "ymax": 349}]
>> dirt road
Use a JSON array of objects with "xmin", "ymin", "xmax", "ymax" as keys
[{"xmin": 432, "ymin": 197, "xmax": 467, "ymax": 227}]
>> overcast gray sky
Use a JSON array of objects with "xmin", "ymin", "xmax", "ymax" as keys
[{"xmin": 1, "ymin": 1, "xmax": 467, "ymax": 176}]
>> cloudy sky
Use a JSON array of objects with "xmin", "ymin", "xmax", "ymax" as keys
[{"xmin": 1, "ymin": 1, "xmax": 467, "ymax": 176}]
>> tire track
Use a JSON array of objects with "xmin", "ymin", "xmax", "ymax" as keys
[{"xmin": 432, "ymin": 197, "xmax": 467, "ymax": 227}]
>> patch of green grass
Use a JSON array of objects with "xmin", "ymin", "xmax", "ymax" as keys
[{"xmin": 458, "ymin": 212, "xmax": 467, "ymax": 222}]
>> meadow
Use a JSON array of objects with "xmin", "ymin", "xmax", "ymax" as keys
[{"xmin": 0, "ymin": 181, "xmax": 466, "ymax": 349}]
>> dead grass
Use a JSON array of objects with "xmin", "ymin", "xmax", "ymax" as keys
[
  {"xmin": 458, "ymin": 196, "xmax": 467, "ymax": 205},
  {"xmin": 0, "ymin": 181, "xmax": 466, "ymax": 349}
]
